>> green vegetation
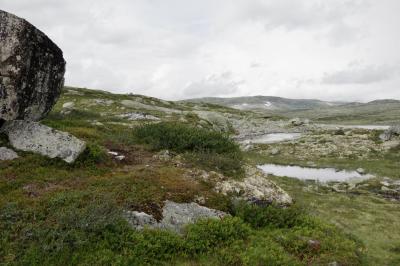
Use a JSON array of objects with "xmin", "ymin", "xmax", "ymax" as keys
[
  {"xmin": 1, "ymin": 87, "xmax": 398, "ymax": 265},
  {"xmin": 133, "ymin": 122, "xmax": 244, "ymax": 177},
  {"xmin": 0, "ymin": 195, "xmax": 363, "ymax": 265}
]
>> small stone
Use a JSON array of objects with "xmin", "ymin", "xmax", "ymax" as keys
[
  {"xmin": 307, "ymin": 239, "xmax": 321, "ymax": 251},
  {"xmin": 62, "ymin": 102, "xmax": 75, "ymax": 109},
  {"xmin": 123, "ymin": 211, "xmax": 158, "ymax": 230},
  {"xmin": 115, "ymin": 155, "xmax": 125, "ymax": 161},
  {"xmin": 0, "ymin": 147, "xmax": 19, "ymax": 161},
  {"xmin": 270, "ymin": 148, "xmax": 280, "ymax": 155},
  {"xmin": 290, "ymin": 118, "xmax": 304, "ymax": 126},
  {"xmin": 356, "ymin": 168, "xmax": 365, "ymax": 174}
]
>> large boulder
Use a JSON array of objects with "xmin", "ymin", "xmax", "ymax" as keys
[
  {"xmin": 1, "ymin": 120, "xmax": 86, "ymax": 163},
  {"xmin": 124, "ymin": 201, "xmax": 227, "ymax": 233},
  {"xmin": 0, "ymin": 10, "xmax": 66, "ymax": 122}
]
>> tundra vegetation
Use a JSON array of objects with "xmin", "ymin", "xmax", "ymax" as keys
[{"xmin": 1, "ymin": 87, "xmax": 399, "ymax": 265}]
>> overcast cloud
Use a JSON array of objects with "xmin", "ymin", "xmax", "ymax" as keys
[{"xmin": 1, "ymin": 0, "xmax": 400, "ymax": 102}]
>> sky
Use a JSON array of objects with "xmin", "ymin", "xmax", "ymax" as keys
[{"xmin": 1, "ymin": 0, "xmax": 400, "ymax": 102}]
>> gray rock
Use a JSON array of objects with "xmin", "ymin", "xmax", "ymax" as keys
[
  {"xmin": 124, "ymin": 201, "xmax": 227, "ymax": 233},
  {"xmin": 356, "ymin": 168, "xmax": 365, "ymax": 174},
  {"xmin": 160, "ymin": 201, "xmax": 227, "ymax": 233},
  {"xmin": 123, "ymin": 211, "xmax": 158, "ymax": 230},
  {"xmin": 2, "ymin": 120, "xmax": 86, "ymax": 163},
  {"xmin": 194, "ymin": 111, "xmax": 231, "ymax": 132},
  {"xmin": 290, "ymin": 118, "xmax": 304, "ymax": 126},
  {"xmin": 215, "ymin": 166, "xmax": 293, "ymax": 206},
  {"xmin": 270, "ymin": 148, "xmax": 280, "ymax": 155},
  {"xmin": 0, "ymin": 146, "xmax": 18, "ymax": 161},
  {"xmin": 379, "ymin": 131, "xmax": 392, "ymax": 141},
  {"xmin": 62, "ymin": 102, "xmax": 75, "ymax": 109},
  {"xmin": 0, "ymin": 10, "xmax": 65, "ymax": 122},
  {"xmin": 380, "ymin": 125, "xmax": 400, "ymax": 141},
  {"xmin": 117, "ymin": 112, "xmax": 160, "ymax": 121},
  {"xmin": 120, "ymin": 100, "xmax": 180, "ymax": 114}
]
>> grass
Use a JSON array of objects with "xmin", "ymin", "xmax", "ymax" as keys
[
  {"xmin": 133, "ymin": 122, "xmax": 244, "ymax": 177},
  {"xmin": 0, "ymin": 192, "xmax": 364, "ymax": 265},
  {"xmin": 1, "ymin": 86, "xmax": 395, "ymax": 265}
]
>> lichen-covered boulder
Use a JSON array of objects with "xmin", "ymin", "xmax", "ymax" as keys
[
  {"xmin": 1, "ymin": 120, "xmax": 86, "ymax": 163},
  {"xmin": 0, "ymin": 9, "xmax": 66, "ymax": 122},
  {"xmin": 124, "ymin": 201, "xmax": 227, "ymax": 233}
]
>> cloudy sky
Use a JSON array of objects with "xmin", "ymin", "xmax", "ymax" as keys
[{"xmin": 1, "ymin": 0, "xmax": 400, "ymax": 101}]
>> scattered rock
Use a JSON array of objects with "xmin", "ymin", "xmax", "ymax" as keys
[
  {"xmin": 356, "ymin": 168, "xmax": 365, "ymax": 175},
  {"xmin": 270, "ymin": 148, "xmax": 280, "ymax": 155},
  {"xmin": 0, "ymin": 10, "xmax": 66, "ymax": 121},
  {"xmin": 93, "ymin": 99, "xmax": 114, "ymax": 106},
  {"xmin": 290, "ymin": 118, "xmax": 304, "ymax": 126},
  {"xmin": 107, "ymin": 150, "xmax": 125, "ymax": 161},
  {"xmin": 117, "ymin": 112, "xmax": 160, "ymax": 121},
  {"xmin": 123, "ymin": 211, "xmax": 158, "ymax": 230},
  {"xmin": 194, "ymin": 195, "xmax": 206, "ymax": 205},
  {"xmin": 153, "ymin": 150, "xmax": 172, "ymax": 161},
  {"xmin": 379, "ymin": 131, "xmax": 392, "ymax": 141},
  {"xmin": 62, "ymin": 102, "xmax": 75, "ymax": 109},
  {"xmin": 380, "ymin": 125, "xmax": 400, "ymax": 141},
  {"xmin": 90, "ymin": 120, "xmax": 104, "ymax": 127},
  {"xmin": 61, "ymin": 102, "xmax": 75, "ymax": 115},
  {"xmin": 161, "ymin": 201, "xmax": 227, "ymax": 233},
  {"xmin": 0, "ymin": 147, "xmax": 18, "ymax": 161},
  {"xmin": 124, "ymin": 201, "xmax": 227, "ymax": 233},
  {"xmin": 2, "ymin": 120, "xmax": 86, "ymax": 163},
  {"xmin": 120, "ymin": 100, "xmax": 180, "ymax": 114},
  {"xmin": 194, "ymin": 111, "xmax": 231, "ymax": 132},
  {"xmin": 307, "ymin": 239, "xmax": 321, "ymax": 251},
  {"xmin": 215, "ymin": 166, "xmax": 293, "ymax": 206}
]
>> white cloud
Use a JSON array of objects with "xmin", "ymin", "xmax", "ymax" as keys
[
  {"xmin": 322, "ymin": 63, "xmax": 400, "ymax": 84},
  {"xmin": 1, "ymin": 0, "xmax": 399, "ymax": 101}
]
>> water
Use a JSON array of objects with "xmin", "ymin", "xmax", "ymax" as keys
[
  {"xmin": 244, "ymin": 133, "xmax": 302, "ymax": 144},
  {"xmin": 320, "ymin": 124, "xmax": 390, "ymax": 130},
  {"xmin": 258, "ymin": 164, "xmax": 373, "ymax": 182}
]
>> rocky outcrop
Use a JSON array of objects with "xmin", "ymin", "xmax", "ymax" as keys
[
  {"xmin": 215, "ymin": 166, "xmax": 293, "ymax": 206},
  {"xmin": 0, "ymin": 10, "xmax": 66, "ymax": 122},
  {"xmin": 1, "ymin": 120, "xmax": 86, "ymax": 163},
  {"xmin": 0, "ymin": 147, "xmax": 18, "ymax": 161},
  {"xmin": 124, "ymin": 201, "xmax": 227, "ymax": 233},
  {"xmin": 194, "ymin": 111, "xmax": 231, "ymax": 132},
  {"xmin": 380, "ymin": 125, "xmax": 400, "ymax": 141}
]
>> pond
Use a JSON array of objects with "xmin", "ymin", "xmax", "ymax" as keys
[
  {"xmin": 320, "ymin": 124, "xmax": 390, "ymax": 130},
  {"xmin": 258, "ymin": 164, "xmax": 373, "ymax": 182},
  {"xmin": 243, "ymin": 133, "xmax": 302, "ymax": 144}
]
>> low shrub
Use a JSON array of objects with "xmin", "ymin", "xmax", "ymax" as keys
[
  {"xmin": 184, "ymin": 217, "xmax": 251, "ymax": 254},
  {"xmin": 133, "ymin": 122, "xmax": 240, "ymax": 155},
  {"xmin": 134, "ymin": 122, "xmax": 243, "ymax": 176},
  {"xmin": 232, "ymin": 202, "xmax": 309, "ymax": 229},
  {"xmin": 74, "ymin": 142, "xmax": 108, "ymax": 166}
]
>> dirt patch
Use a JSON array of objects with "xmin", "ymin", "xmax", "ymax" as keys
[{"xmin": 104, "ymin": 142, "xmax": 156, "ymax": 165}]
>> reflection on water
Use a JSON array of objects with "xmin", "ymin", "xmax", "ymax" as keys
[
  {"xmin": 258, "ymin": 164, "xmax": 373, "ymax": 182},
  {"xmin": 244, "ymin": 133, "xmax": 302, "ymax": 144}
]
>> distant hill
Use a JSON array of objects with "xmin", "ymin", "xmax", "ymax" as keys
[
  {"xmin": 183, "ymin": 96, "xmax": 400, "ymax": 124},
  {"xmin": 280, "ymin": 99, "xmax": 400, "ymax": 125},
  {"xmin": 182, "ymin": 96, "xmax": 346, "ymax": 111}
]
